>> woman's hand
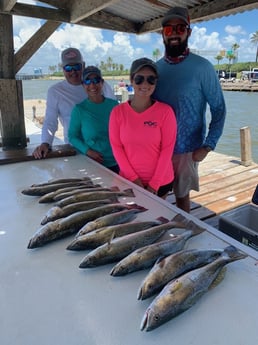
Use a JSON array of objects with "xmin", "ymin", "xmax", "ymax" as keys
[
  {"xmin": 146, "ymin": 185, "xmax": 157, "ymax": 195},
  {"xmin": 132, "ymin": 178, "xmax": 145, "ymax": 188},
  {"xmin": 86, "ymin": 149, "xmax": 104, "ymax": 164}
]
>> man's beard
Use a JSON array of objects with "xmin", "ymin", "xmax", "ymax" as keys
[{"xmin": 164, "ymin": 37, "xmax": 188, "ymax": 58}]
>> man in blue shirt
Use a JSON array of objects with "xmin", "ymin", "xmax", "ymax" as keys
[{"xmin": 154, "ymin": 7, "xmax": 226, "ymax": 212}]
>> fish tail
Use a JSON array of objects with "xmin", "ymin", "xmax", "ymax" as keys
[
  {"xmin": 126, "ymin": 203, "xmax": 147, "ymax": 212},
  {"xmin": 223, "ymin": 245, "xmax": 248, "ymax": 262},
  {"xmin": 156, "ymin": 216, "xmax": 169, "ymax": 224},
  {"xmin": 122, "ymin": 188, "xmax": 135, "ymax": 197}
]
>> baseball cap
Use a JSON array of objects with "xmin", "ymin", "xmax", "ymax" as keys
[
  {"xmin": 83, "ymin": 66, "xmax": 102, "ymax": 80},
  {"xmin": 162, "ymin": 7, "xmax": 190, "ymax": 26},
  {"xmin": 61, "ymin": 47, "xmax": 83, "ymax": 66},
  {"xmin": 130, "ymin": 58, "xmax": 157, "ymax": 77}
]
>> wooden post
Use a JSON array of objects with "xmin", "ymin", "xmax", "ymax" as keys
[{"xmin": 240, "ymin": 126, "xmax": 252, "ymax": 166}]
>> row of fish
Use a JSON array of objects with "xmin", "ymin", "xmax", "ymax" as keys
[{"xmin": 22, "ymin": 177, "xmax": 248, "ymax": 332}]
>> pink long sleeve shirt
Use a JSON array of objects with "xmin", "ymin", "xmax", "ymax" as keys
[{"xmin": 109, "ymin": 100, "xmax": 177, "ymax": 191}]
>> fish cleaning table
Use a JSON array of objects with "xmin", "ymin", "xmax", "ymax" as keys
[{"xmin": 1, "ymin": 155, "xmax": 258, "ymax": 345}]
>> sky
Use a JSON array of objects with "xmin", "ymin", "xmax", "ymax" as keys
[{"xmin": 12, "ymin": 2, "xmax": 258, "ymax": 74}]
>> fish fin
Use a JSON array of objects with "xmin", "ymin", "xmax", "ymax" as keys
[
  {"xmin": 208, "ymin": 267, "xmax": 227, "ymax": 290},
  {"xmin": 156, "ymin": 216, "xmax": 169, "ymax": 224},
  {"xmin": 171, "ymin": 213, "xmax": 188, "ymax": 223},
  {"xmin": 108, "ymin": 231, "xmax": 116, "ymax": 245},
  {"xmin": 123, "ymin": 188, "xmax": 135, "ymax": 197}
]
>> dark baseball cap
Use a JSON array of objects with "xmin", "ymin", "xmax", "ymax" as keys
[
  {"xmin": 83, "ymin": 66, "xmax": 102, "ymax": 80},
  {"xmin": 130, "ymin": 58, "xmax": 158, "ymax": 77},
  {"xmin": 61, "ymin": 47, "xmax": 83, "ymax": 66},
  {"xmin": 162, "ymin": 7, "xmax": 190, "ymax": 26}
]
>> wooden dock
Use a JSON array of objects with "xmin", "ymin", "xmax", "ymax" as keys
[{"xmin": 166, "ymin": 151, "xmax": 258, "ymax": 228}]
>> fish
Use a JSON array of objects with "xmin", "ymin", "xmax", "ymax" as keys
[
  {"xmin": 79, "ymin": 220, "xmax": 187, "ymax": 268},
  {"xmin": 140, "ymin": 245, "xmax": 247, "ymax": 331},
  {"xmin": 55, "ymin": 188, "xmax": 135, "ymax": 208},
  {"xmin": 137, "ymin": 248, "xmax": 224, "ymax": 300},
  {"xmin": 52, "ymin": 186, "xmax": 119, "ymax": 201},
  {"xmin": 75, "ymin": 205, "xmax": 147, "ymax": 238},
  {"xmin": 67, "ymin": 219, "xmax": 162, "ymax": 251},
  {"xmin": 27, "ymin": 203, "xmax": 135, "ymax": 248},
  {"xmin": 38, "ymin": 184, "xmax": 102, "ymax": 203},
  {"xmin": 40, "ymin": 199, "xmax": 113, "ymax": 225},
  {"xmin": 22, "ymin": 180, "xmax": 95, "ymax": 196},
  {"xmin": 31, "ymin": 177, "xmax": 93, "ymax": 187},
  {"xmin": 110, "ymin": 225, "xmax": 204, "ymax": 277}
]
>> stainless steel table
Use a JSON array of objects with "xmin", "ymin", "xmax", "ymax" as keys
[{"xmin": 1, "ymin": 155, "xmax": 258, "ymax": 345}]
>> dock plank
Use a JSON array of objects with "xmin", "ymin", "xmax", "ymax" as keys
[{"xmin": 165, "ymin": 151, "xmax": 258, "ymax": 224}]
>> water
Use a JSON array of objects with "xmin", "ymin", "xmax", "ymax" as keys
[{"xmin": 22, "ymin": 79, "xmax": 258, "ymax": 163}]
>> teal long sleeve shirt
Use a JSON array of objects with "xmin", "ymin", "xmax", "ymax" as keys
[
  {"xmin": 153, "ymin": 53, "xmax": 226, "ymax": 153},
  {"xmin": 68, "ymin": 97, "xmax": 118, "ymax": 168}
]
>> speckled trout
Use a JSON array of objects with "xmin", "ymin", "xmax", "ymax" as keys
[
  {"xmin": 67, "ymin": 219, "xmax": 162, "ymax": 251},
  {"xmin": 110, "ymin": 225, "xmax": 205, "ymax": 277},
  {"xmin": 140, "ymin": 245, "xmax": 247, "ymax": 331},
  {"xmin": 40, "ymin": 199, "xmax": 113, "ymax": 225},
  {"xmin": 22, "ymin": 180, "xmax": 95, "ymax": 196},
  {"xmin": 138, "ymin": 248, "xmax": 223, "ymax": 300},
  {"xmin": 79, "ymin": 220, "xmax": 187, "ymax": 268},
  {"xmin": 38, "ymin": 184, "xmax": 104, "ymax": 203},
  {"xmin": 27, "ymin": 203, "xmax": 137, "ymax": 249},
  {"xmin": 55, "ymin": 188, "xmax": 135, "ymax": 208}
]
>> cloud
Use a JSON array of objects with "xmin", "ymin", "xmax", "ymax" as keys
[{"xmin": 225, "ymin": 25, "xmax": 246, "ymax": 35}]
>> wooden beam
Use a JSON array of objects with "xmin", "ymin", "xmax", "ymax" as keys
[
  {"xmin": 2, "ymin": 2, "xmax": 69, "ymax": 22},
  {"xmin": 0, "ymin": 14, "xmax": 15, "ymax": 78},
  {"xmin": 69, "ymin": 0, "xmax": 119, "ymax": 24},
  {"xmin": 14, "ymin": 20, "xmax": 61, "ymax": 73},
  {"xmin": 0, "ymin": 0, "xmax": 17, "ymax": 11}
]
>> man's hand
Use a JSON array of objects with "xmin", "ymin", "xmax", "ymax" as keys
[
  {"xmin": 33, "ymin": 143, "xmax": 50, "ymax": 159},
  {"xmin": 192, "ymin": 147, "xmax": 210, "ymax": 162}
]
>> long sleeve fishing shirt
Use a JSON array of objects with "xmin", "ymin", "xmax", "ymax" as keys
[
  {"xmin": 109, "ymin": 100, "xmax": 177, "ymax": 191},
  {"xmin": 153, "ymin": 53, "xmax": 226, "ymax": 154}
]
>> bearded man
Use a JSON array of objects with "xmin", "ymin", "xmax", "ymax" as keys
[{"xmin": 154, "ymin": 7, "xmax": 226, "ymax": 213}]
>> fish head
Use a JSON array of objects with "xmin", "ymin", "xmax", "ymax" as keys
[
  {"xmin": 137, "ymin": 276, "xmax": 160, "ymax": 300},
  {"xmin": 140, "ymin": 306, "xmax": 167, "ymax": 332}
]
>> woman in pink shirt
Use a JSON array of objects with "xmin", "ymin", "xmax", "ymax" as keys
[{"xmin": 109, "ymin": 58, "xmax": 177, "ymax": 199}]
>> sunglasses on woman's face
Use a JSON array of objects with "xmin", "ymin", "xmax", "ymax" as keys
[
  {"xmin": 133, "ymin": 75, "xmax": 157, "ymax": 85},
  {"xmin": 163, "ymin": 24, "xmax": 189, "ymax": 36},
  {"xmin": 83, "ymin": 77, "xmax": 102, "ymax": 85},
  {"xmin": 63, "ymin": 63, "xmax": 82, "ymax": 72}
]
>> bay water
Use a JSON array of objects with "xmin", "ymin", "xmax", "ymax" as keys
[{"xmin": 22, "ymin": 78, "xmax": 258, "ymax": 163}]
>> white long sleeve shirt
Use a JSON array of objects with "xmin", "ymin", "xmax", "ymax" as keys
[{"xmin": 41, "ymin": 80, "xmax": 115, "ymax": 144}]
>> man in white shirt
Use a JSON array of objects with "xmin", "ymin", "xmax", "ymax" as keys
[{"xmin": 33, "ymin": 47, "xmax": 115, "ymax": 159}]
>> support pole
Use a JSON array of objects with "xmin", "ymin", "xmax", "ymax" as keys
[{"xmin": 240, "ymin": 126, "xmax": 252, "ymax": 166}]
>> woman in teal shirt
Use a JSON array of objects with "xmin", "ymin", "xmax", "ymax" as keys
[{"xmin": 68, "ymin": 66, "xmax": 119, "ymax": 173}]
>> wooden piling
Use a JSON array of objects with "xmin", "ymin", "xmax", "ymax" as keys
[{"xmin": 240, "ymin": 126, "xmax": 252, "ymax": 166}]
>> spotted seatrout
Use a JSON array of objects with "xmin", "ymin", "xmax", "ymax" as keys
[
  {"xmin": 67, "ymin": 219, "xmax": 162, "ymax": 251},
  {"xmin": 27, "ymin": 203, "xmax": 135, "ymax": 248},
  {"xmin": 55, "ymin": 188, "xmax": 135, "ymax": 208},
  {"xmin": 40, "ymin": 199, "xmax": 113, "ymax": 225},
  {"xmin": 140, "ymin": 245, "xmax": 247, "ymax": 331},
  {"xmin": 79, "ymin": 220, "xmax": 187, "ymax": 268},
  {"xmin": 137, "ymin": 248, "xmax": 223, "ymax": 300},
  {"xmin": 110, "ymin": 226, "xmax": 204, "ymax": 277}
]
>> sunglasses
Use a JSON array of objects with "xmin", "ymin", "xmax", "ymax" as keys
[
  {"xmin": 83, "ymin": 77, "xmax": 102, "ymax": 85},
  {"xmin": 163, "ymin": 24, "xmax": 189, "ymax": 36},
  {"xmin": 133, "ymin": 75, "xmax": 157, "ymax": 85},
  {"xmin": 63, "ymin": 63, "xmax": 82, "ymax": 72}
]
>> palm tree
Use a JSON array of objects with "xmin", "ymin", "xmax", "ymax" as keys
[
  {"xmin": 152, "ymin": 48, "xmax": 161, "ymax": 62},
  {"xmin": 215, "ymin": 55, "xmax": 224, "ymax": 65},
  {"xmin": 250, "ymin": 31, "xmax": 258, "ymax": 63},
  {"xmin": 232, "ymin": 43, "xmax": 240, "ymax": 63}
]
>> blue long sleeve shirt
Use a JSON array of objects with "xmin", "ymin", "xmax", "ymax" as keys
[{"xmin": 153, "ymin": 53, "xmax": 226, "ymax": 154}]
